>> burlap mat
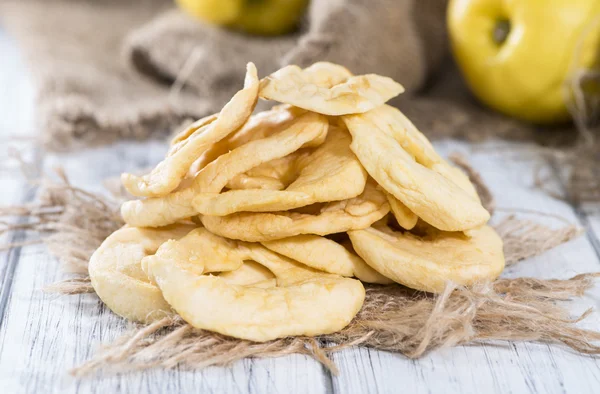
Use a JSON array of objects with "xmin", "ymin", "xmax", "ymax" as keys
[{"xmin": 0, "ymin": 0, "xmax": 552, "ymax": 151}]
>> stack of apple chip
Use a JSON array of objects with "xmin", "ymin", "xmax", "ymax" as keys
[{"xmin": 89, "ymin": 62, "xmax": 505, "ymax": 342}]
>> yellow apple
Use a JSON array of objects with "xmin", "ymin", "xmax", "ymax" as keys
[
  {"xmin": 448, "ymin": 0, "xmax": 600, "ymax": 124},
  {"xmin": 176, "ymin": 0, "xmax": 309, "ymax": 36}
]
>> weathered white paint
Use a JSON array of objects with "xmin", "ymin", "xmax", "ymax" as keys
[{"xmin": 1, "ymin": 27, "xmax": 600, "ymax": 394}]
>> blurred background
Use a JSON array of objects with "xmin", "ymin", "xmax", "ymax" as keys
[{"xmin": 0, "ymin": 0, "xmax": 598, "ymax": 196}]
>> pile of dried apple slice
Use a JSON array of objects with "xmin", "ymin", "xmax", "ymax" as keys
[{"xmin": 89, "ymin": 62, "xmax": 504, "ymax": 342}]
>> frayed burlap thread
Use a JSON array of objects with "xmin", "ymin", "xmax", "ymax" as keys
[
  {"xmin": 1, "ymin": 168, "xmax": 123, "ymax": 292},
  {"xmin": 2, "ymin": 164, "xmax": 599, "ymax": 376},
  {"xmin": 70, "ymin": 274, "xmax": 600, "ymax": 377},
  {"xmin": 495, "ymin": 215, "xmax": 583, "ymax": 266}
]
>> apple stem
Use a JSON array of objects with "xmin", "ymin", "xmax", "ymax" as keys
[{"xmin": 493, "ymin": 19, "xmax": 511, "ymax": 45}]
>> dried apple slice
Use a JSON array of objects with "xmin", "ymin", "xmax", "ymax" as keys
[
  {"xmin": 342, "ymin": 112, "xmax": 489, "ymax": 231},
  {"xmin": 262, "ymin": 234, "xmax": 392, "ymax": 284},
  {"xmin": 384, "ymin": 191, "xmax": 418, "ymax": 230},
  {"xmin": 201, "ymin": 181, "xmax": 389, "ymax": 242},
  {"xmin": 348, "ymin": 223, "xmax": 505, "ymax": 293},
  {"xmin": 122, "ymin": 63, "xmax": 259, "ymax": 197},
  {"xmin": 121, "ymin": 112, "xmax": 328, "ymax": 227},
  {"xmin": 88, "ymin": 224, "xmax": 194, "ymax": 323},
  {"xmin": 259, "ymin": 63, "xmax": 404, "ymax": 115},
  {"xmin": 361, "ymin": 105, "xmax": 480, "ymax": 200},
  {"xmin": 142, "ymin": 230, "xmax": 365, "ymax": 342},
  {"xmin": 192, "ymin": 128, "xmax": 367, "ymax": 216}
]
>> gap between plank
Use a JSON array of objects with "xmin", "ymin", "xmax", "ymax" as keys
[{"xmin": 0, "ymin": 146, "xmax": 44, "ymax": 328}]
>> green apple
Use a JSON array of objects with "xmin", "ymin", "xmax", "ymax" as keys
[{"xmin": 177, "ymin": 0, "xmax": 310, "ymax": 36}]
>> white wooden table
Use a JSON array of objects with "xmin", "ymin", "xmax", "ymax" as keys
[{"xmin": 1, "ymin": 28, "xmax": 600, "ymax": 394}]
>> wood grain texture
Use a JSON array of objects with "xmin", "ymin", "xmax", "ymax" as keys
[{"xmin": 1, "ymin": 27, "xmax": 600, "ymax": 394}]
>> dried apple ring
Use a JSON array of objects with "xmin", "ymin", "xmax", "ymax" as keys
[
  {"xmin": 122, "ymin": 63, "xmax": 259, "ymax": 197},
  {"xmin": 180, "ymin": 105, "xmax": 303, "ymax": 179},
  {"xmin": 192, "ymin": 128, "xmax": 368, "ymax": 215},
  {"xmin": 361, "ymin": 105, "xmax": 480, "ymax": 200},
  {"xmin": 194, "ymin": 105, "xmax": 307, "ymax": 171},
  {"xmin": 262, "ymin": 234, "xmax": 392, "ymax": 284},
  {"xmin": 88, "ymin": 224, "xmax": 194, "ymax": 323},
  {"xmin": 201, "ymin": 181, "xmax": 389, "ymax": 242},
  {"xmin": 142, "ymin": 231, "xmax": 365, "ymax": 342},
  {"xmin": 121, "ymin": 112, "xmax": 328, "ymax": 227},
  {"xmin": 342, "ymin": 112, "xmax": 489, "ymax": 231},
  {"xmin": 259, "ymin": 63, "xmax": 404, "ymax": 115},
  {"xmin": 226, "ymin": 153, "xmax": 304, "ymax": 191},
  {"xmin": 384, "ymin": 191, "xmax": 418, "ymax": 230},
  {"xmin": 226, "ymin": 174, "xmax": 285, "ymax": 191},
  {"xmin": 348, "ymin": 224, "xmax": 505, "ymax": 293},
  {"xmin": 180, "ymin": 106, "xmax": 308, "ymax": 190},
  {"xmin": 225, "ymin": 104, "xmax": 307, "ymax": 150},
  {"xmin": 194, "ymin": 112, "xmax": 327, "ymax": 192}
]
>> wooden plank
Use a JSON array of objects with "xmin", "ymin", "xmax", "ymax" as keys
[
  {"xmin": 0, "ymin": 27, "xmax": 39, "ymax": 330},
  {"xmin": 330, "ymin": 139, "xmax": 600, "ymax": 394},
  {"xmin": 0, "ymin": 163, "xmax": 32, "ymax": 312}
]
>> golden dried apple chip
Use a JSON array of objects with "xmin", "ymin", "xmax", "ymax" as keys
[
  {"xmin": 88, "ymin": 224, "xmax": 194, "ymax": 323},
  {"xmin": 121, "ymin": 63, "xmax": 259, "ymax": 198},
  {"xmin": 142, "ymin": 228, "xmax": 244, "ymax": 277},
  {"xmin": 226, "ymin": 174, "xmax": 285, "ymax": 191},
  {"xmin": 226, "ymin": 153, "xmax": 304, "ymax": 191},
  {"xmin": 201, "ymin": 181, "xmax": 389, "ymax": 242},
  {"xmin": 225, "ymin": 104, "xmax": 307, "ymax": 149},
  {"xmin": 300, "ymin": 62, "xmax": 354, "ymax": 87},
  {"xmin": 384, "ymin": 191, "xmax": 418, "ymax": 230},
  {"xmin": 168, "ymin": 113, "xmax": 218, "ymax": 148},
  {"xmin": 121, "ymin": 112, "xmax": 328, "ymax": 227},
  {"xmin": 362, "ymin": 105, "xmax": 480, "ymax": 200},
  {"xmin": 348, "ymin": 223, "xmax": 505, "ymax": 293},
  {"xmin": 217, "ymin": 261, "xmax": 276, "ymax": 287},
  {"xmin": 192, "ymin": 127, "xmax": 367, "ymax": 216},
  {"xmin": 194, "ymin": 112, "xmax": 327, "ymax": 192},
  {"xmin": 262, "ymin": 234, "xmax": 392, "ymax": 284},
  {"xmin": 142, "ymin": 230, "xmax": 365, "ymax": 342},
  {"xmin": 259, "ymin": 63, "xmax": 404, "ymax": 115},
  {"xmin": 184, "ymin": 105, "xmax": 304, "ymax": 177},
  {"xmin": 342, "ymin": 112, "xmax": 489, "ymax": 231},
  {"xmin": 195, "ymin": 190, "xmax": 314, "ymax": 215}
]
